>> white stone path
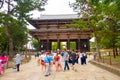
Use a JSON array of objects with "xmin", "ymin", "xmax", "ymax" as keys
[{"xmin": 0, "ymin": 56, "xmax": 120, "ymax": 80}]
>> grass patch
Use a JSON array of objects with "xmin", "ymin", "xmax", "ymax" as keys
[
  {"xmin": 100, "ymin": 55, "xmax": 120, "ymax": 68},
  {"xmin": 103, "ymin": 55, "xmax": 120, "ymax": 63}
]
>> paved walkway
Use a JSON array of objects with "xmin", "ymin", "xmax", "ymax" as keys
[{"xmin": 0, "ymin": 56, "xmax": 120, "ymax": 80}]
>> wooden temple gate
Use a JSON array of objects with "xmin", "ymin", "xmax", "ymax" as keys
[{"xmin": 29, "ymin": 14, "xmax": 92, "ymax": 52}]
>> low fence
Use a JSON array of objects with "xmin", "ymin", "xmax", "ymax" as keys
[{"xmin": 92, "ymin": 52, "xmax": 120, "ymax": 69}]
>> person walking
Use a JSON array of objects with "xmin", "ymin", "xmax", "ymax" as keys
[
  {"xmin": 58, "ymin": 51, "xmax": 63, "ymax": 71},
  {"xmin": 35, "ymin": 52, "xmax": 40, "ymax": 65},
  {"xmin": 14, "ymin": 54, "xmax": 22, "ymax": 71},
  {"xmin": 75, "ymin": 51, "xmax": 79, "ymax": 64},
  {"xmin": 63, "ymin": 49, "xmax": 69, "ymax": 71},
  {"xmin": 70, "ymin": 49, "xmax": 77, "ymax": 72},
  {"xmin": 39, "ymin": 52, "xmax": 46, "ymax": 72},
  {"xmin": 54, "ymin": 52, "xmax": 60, "ymax": 72},
  {"xmin": 43, "ymin": 52, "xmax": 52, "ymax": 76},
  {"xmin": 84, "ymin": 51, "xmax": 87, "ymax": 64},
  {"xmin": 80, "ymin": 51, "xmax": 87, "ymax": 65},
  {"xmin": 0, "ymin": 53, "xmax": 8, "ymax": 73},
  {"xmin": 35, "ymin": 52, "xmax": 40, "ymax": 59},
  {"xmin": 0, "ymin": 59, "xmax": 3, "ymax": 74},
  {"xmin": 80, "ymin": 51, "xmax": 84, "ymax": 65}
]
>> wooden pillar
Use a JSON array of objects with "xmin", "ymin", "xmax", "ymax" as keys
[
  {"xmin": 38, "ymin": 39, "xmax": 41, "ymax": 51},
  {"xmin": 87, "ymin": 39, "xmax": 90, "ymax": 51},
  {"xmin": 77, "ymin": 39, "xmax": 80, "ymax": 51},
  {"xmin": 50, "ymin": 41, "xmax": 52, "ymax": 50},
  {"xmin": 77, "ymin": 34, "xmax": 81, "ymax": 51},
  {"xmin": 40, "ymin": 40, "xmax": 44, "ymax": 51},
  {"xmin": 47, "ymin": 39, "xmax": 50, "ymax": 51},
  {"xmin": 67, "ymin": 34, "xmax": 70, "ymax": 50},
  {"xmin": 67, "ymin": 39, "xmax": 70, "ymax": 50},
  {"xmin": 57, "ymin": 39, "xmax": 60, "ymax": 50},
  {"xmin": 46, "ymin": 33, "xmax": 50, "ymax": 51},
  {"xmin": 57, "ymin": 34, "xmax": 60, "ymax": 50}
]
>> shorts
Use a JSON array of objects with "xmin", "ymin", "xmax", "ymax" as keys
[
  {"xmin": 41, "ymin": 60, "xmax": 45, "ymax": 66},
  {"xmin": 72, "ymin": 60, "xmax": 76, "ymax": 65},
  {"xmin": 1, "ymin": 63, "xmax": 7, "ymax": 67}
]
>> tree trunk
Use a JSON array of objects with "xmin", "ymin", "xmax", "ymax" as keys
[
  {"xmin": 118, "ymin": 47, "xmax": 120, "ymax": 55},
  {"xmin": 115, "ymin": 47, "xmax": 118, "ymax": 56},
  {"xmin": 25, "ymin": 44, "xmax": 28, "ymax": 60},
  {"xmin": 4, "ymin": 24, "xmax": 13, "ymax": 60},
  {"xmin": 17, "ymin": 43, "xmax": 21, "ymax": 54},
  {"xmin": 113, "ymin": 47, "xmax": 116, "ymax": 58},
  {"xmin": 94, "ymin": 33, "xmax": 101, "ymax": 59}
]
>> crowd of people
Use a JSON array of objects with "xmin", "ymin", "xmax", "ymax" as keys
[
  {"xmin": 37, "ymin": 49, "xmax": 88, "ymax": 77},
  {"xmin": 0, "ymin": 49, "xmax": 87, "ymax": 76}
]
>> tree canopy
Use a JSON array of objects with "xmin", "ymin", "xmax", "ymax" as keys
[
  {"xmin": 0, "ymin": 0, "xmax": 48, "ymax": 59},
  {"xmin": 70, "ymin": 0, "xmax": 120, "ymax": 58}
]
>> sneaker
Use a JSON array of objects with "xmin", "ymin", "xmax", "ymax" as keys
[{"xmin": 44, "ymin": 75, "xmax": 48, "ymax": 77}]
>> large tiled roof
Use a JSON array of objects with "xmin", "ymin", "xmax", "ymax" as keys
[{"xmin": 34, "ymin": 14, "xmax": 80, "ymax": 20}]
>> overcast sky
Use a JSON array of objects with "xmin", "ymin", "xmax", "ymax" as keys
[
  {"xmin": 30, "ymin": 0, "xmax": 76, "ymax": 18},
  {"xmin": 28, "ymin": 0, "xmax": 76, "ymax": 29}
]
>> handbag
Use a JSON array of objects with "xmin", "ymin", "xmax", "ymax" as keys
[{"xmin": 41, "ymin": 60, "xmax": 45, "ymax": 65}]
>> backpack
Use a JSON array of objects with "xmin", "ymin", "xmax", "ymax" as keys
[{"xmin": 61, "ymin": 52, "xmax": 64, "ymax": 56}]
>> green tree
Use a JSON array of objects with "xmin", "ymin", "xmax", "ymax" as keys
[
  {"xmin": 70, "ymin": 42, "xmax": 76, "ymax": 51},
  {"xmin": 52, "ymin": 42, "xmax": 57, "ymax": 51},
  {"xmin": 0, "ymin": 0, "xmax": 47, "ymax": 59},
  {"xmin": 70, "ymin": 0, "xmax": 120, "ymax": 58},
  {"xmin": 7, "ymin": 19, "xmax": 28, "ymax": 52},
  {"xmin": 70, "ymin": 0, "xmax": 103, "ymax": 59},
  {"xmin": 115, "ymin": 36, "xmax": 120, "ymax": 47},
  {"xmin": 0, "ymin": 26, "xmax": 8, "ymax": 52},
  {"xmin": 96, "ymin": 0, "xmax": 120, "ymax": 57},
  {"xmin": 32, "ymin": 38, "xmax": 39, "ymax": 50}
]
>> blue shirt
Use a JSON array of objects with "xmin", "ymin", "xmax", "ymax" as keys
[{"xmin": 44, "ymin": 55, "xmax": 52, "ymax": 63}]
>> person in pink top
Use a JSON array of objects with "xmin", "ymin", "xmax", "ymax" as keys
[
  {"xmin": 0, "ymin": 53, "xmax": 8, "ymax": 73},
  {"xmin": 0, "ymin": 59, "xmax": 3, "ymax": 74}
]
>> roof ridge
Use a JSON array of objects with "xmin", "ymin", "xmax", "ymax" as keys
[
  {"xmin": 40, "ymin": 14, "xmax": 78, "ymax": 16},
  {"xmin": 38, "ymin": 14, "xmax": 81, "ymax": 20}
]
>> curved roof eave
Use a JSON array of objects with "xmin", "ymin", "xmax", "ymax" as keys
[{"xmin": 32, "ymin": 14, "xmax": 81, "ymax": 20}]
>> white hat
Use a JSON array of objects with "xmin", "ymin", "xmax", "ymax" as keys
[{"xmin": 16, "ymin": 54, "xmax": 20, "ymax": 56}]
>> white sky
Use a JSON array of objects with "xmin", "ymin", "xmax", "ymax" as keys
[
  {"xmin": 30, "ymin": 0, "xmax": 76, "ymax": 18},
  {"xmin": 28, "ymin": 0, "xmax": 76, "ymax": 29}
]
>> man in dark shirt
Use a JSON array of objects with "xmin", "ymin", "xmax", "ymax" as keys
[{"xmin": 71, "ymin": 49, "xmax": 77, "ymax": 72}]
